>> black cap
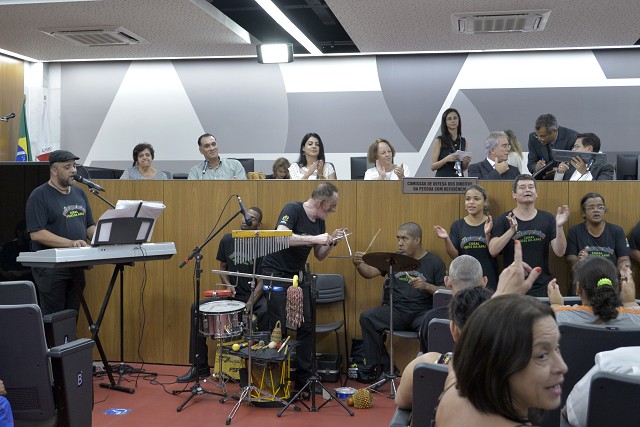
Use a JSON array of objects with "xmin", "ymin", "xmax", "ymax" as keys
[{"xmin": 49, "ymin": 150, "xmax": 80, "ymax": 164}]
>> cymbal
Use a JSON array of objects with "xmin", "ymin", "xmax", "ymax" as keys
[{"xmin": 363, "ymin": 252, "xmax": 420, "ymax": 272}]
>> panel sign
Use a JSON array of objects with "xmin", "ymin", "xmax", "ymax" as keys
[{"xmin": 402, "ymin": 177, "xmax": 478, "ymax": 194}]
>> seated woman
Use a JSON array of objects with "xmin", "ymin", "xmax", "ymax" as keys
[
  {"xmin": 364, "ymin": 138, "xmax": 410, "ymax": 180},
  {"xmin": 267, "ymin": 157, "xmax": 291, "ymax": 179},
  {"xmin": 548, "ymin": 256, "xmax": 640, "ymax": 325},
  {"xmin": 395, "ymin": 286, "xmax": 492, "ymax": 409},
  {"xmin": 288, "ymin": 133, "xmax": 336, "ymax": 180},
  {"xmin": 435, "ymin": 294, "xmax": 568, "ymax": 426},
  {"xmin": 119, "ymin": 143, "xmax": 168, "ymax": 180}
]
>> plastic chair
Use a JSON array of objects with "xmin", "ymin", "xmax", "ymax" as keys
[
  {"xmin": 315, "ymin": 274, "xmax": 348, "ymax": 386},
  {"xmin": 427, "ymin": 318, "xmax": 455, "ymax": 354},
  {"xmin": 389, "ymin": 362, "xmax": 448, "ymax": 427},
  {"xmin": 433, "ymin": 288, "xmax": 452, "ymax": 309},
  {"xmin": 542, "ymin": 323, "xmax": 640, "ymax": 427},
  {"xmin": 586, "ymin": 371, "xmax": 640, "ymax": 426},
  {"xmin": 0, "ymin": 304, "xmax": 94, "ymax": 427}
]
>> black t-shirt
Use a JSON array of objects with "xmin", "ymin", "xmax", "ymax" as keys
[
  {"xmin": 216, "ymin": 233, "xmax": 263, "ymax": 300},
  {"xmin": 435, "ymin": 136, "xmax": 467, "ymax": 177},
  {"xmin": 383, "ymin": 252, "xmax": 446, "ymax": 317},
  {"xmin": 628, "ymin": 222, "xmax": 640, "ymax": 251},
  {"xmin": 493, "ymin": 210, "xmax": 556, "ymax": 296},
  {"xmin": 566, "ymin": 222, "xmax": 629, "ymax": 266},
  {"xmin": 26, "ymin": 184, "xmax": 95, "ymax": 251},
  {"xmin": 261, "ymin": 202, "xmax": 325, "ymax": 277},
  {"xmin": 450, "ymin": 219, "xmax": 499, "ymax": 290}
]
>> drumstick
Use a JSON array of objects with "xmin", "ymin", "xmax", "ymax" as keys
[
  {"xmin": 363, "ymin": 229, "xmax": 381, "ymax": 254},
  {"xmin": 344, "ymin": 232, "xmax": 353, "ymax": 256},
  {"xmin": 278, "ymin": 335, "xmax": 291, "ymax": 353}
]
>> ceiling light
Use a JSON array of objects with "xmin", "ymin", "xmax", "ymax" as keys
[
  {"xmin": 257, "ymin": 43, "xmax": 293, "ymax": 64},
  {"xmin": 254, "ymin": 0, "xmax": 322, "ymax": 55}
]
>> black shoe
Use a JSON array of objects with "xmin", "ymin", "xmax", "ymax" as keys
[{"xmin": 177, "ymin": 365, "xmax": 210, "ymax": 383}]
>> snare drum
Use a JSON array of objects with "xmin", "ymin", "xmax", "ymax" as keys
[{"xmin": 199, "ymin": 300, "xmax": 246, "ymax": 338}]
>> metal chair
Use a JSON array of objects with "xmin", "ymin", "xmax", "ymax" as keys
[
  {"xmin": 314, "ymin": 274, "xmax": 348, "ymax": 386},
  {"xmin": 586, "ymin": 371, "xmax": 640, "ymax": 426}
]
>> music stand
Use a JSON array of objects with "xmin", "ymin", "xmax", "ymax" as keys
[{"xmin": 362, "ymin": 252, "xmax": 420, "ymax": 398}]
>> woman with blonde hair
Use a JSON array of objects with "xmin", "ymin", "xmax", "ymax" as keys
[{"xmin": 505, "ymin": 129, "xmax": 527, "ymax": 174}]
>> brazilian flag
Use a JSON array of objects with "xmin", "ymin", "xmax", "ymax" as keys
[{"xmin": 16, "ymin": 97, "xmax": 31, "ymax": 161}]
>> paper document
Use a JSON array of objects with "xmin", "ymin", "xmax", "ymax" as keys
[{"xmin": 92, "ymin": 200, "xmax": 165, "ymax": 244}]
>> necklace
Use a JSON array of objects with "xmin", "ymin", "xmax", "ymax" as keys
[{"xmin": 49, "ymin": 180, "xmax": 70, "ymax": 194}]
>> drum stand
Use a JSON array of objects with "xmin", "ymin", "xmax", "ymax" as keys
[
  {"xmin": 223, "ymin": 233, "xmax": 298, "ymax": 425},
  {"xmin": 174, "ymin": 252, "xmax": 226, "ymax": 412},
  {"xmin": 278, "ymin": 271, "xmax": 354, "ymax": 417},
  {"xmin": 364, "ymin": 252, "xmax": 420, "ymax": 399}
]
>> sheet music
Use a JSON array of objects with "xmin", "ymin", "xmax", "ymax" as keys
[{"xmin": 92, "ymin": 200, "xmax": 165, "ymax": 244}]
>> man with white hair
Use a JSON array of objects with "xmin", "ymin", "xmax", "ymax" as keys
[
  {"xmin": 468, "ymin": 131, "xmax": 520, "ymax": 180},
  {"xmin": 417, "ymin": 255, "xmax": 487, "ymax": 353}
]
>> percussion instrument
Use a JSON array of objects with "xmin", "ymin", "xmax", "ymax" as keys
[
  {"xmin": 199, "ymin": 300, "xmax": 245, "ymax": 338},
  {"xmin": 250, "ymin": 358, "xmax": 291, "ymax": 401}
]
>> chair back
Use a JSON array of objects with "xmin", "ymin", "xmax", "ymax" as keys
[
  {"xmin": 315, "ymin": 274, "xmax": 346, "ymax": 304},
  {"xmin": 0, "ymin": 304, "xmax": 56, "ymax": 422},
  {"xmin": 412, "ymin": 362, "xmax": 449, "ymax": 427},
  {"xmin": 542, "ymin": 322, "xmax": 640, "ymax": 427},
  {"xmin": 586, "ymin": 371, "xmax": 640, "ymax": 426},
  {"xmin": 162, "ymin": 170, "xmax": 173, "ymax": 179},
  {"xmin": 173, "ymin": 172, "xmax": 188, "ymax": 179},
  {"xmin": 0, "ymin": 280, "xmax": 38, "ymax": 304},
  {"xmin": 232, "ymin": 158, "xmax": 255, "ymax": 173},
  {"xmin": 433, "ymin": 288, "xmax": 452, "ymax": 309},
  {"xmin": 350, "ymin": 156, "xmax": 369, "ymax": 180},
  {"xmin": 427, "ymin": 318, "xmax": 455, "ymax": 354}
]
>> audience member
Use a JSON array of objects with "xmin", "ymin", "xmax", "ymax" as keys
[
  {"xmin": 431, "ymin": 108, "xmax": 471, "ymax": 177},
  {"xmin": 188, "ymin": 133, "xmax": 246, "ymax": 180},
  {"xmin": 177, "ymin": 207, "xmax": 268, "ymax": 383},
  {"xmin": 435, "ymin": 294, "xmax": 568, "ymax": 426},
  {"xmin": 353, "ymin": 222, "xmax": 446, "ymax": 382},
  {"xmin": 417, "ymin": 255, "xmax": 487, "ymax": 353},
  {"xmin": 363, "ymin": 138, "xmax": 410, "ymax": 180},
  {"xmin": 267, "ymin": 157, "xmax": 291, "ymax": 179},
  {"xmin": 504, "ymin": 129, "xmax": 527, "ymax": 174},
  {"xmin": 261, "ymin": 183, "xmax": 345, "ymax": 391},
  {"xmin": 119, "ymin": 143, "xmax": 168, "ymax": 180},
  {"xmin": 489, "ymin": 174, "xmax": 569, "ymax": 296},
  {"xmin": 26, "ymin": 150, "xmax": 95, "ymax": 315},
  {"xmin": 396, "ymin": 286, "xmax": 493, "ymax": 409},
  {"xmin": 0, "ymin": 219, "xmax": 33, "ymax": 282},
  {"xmin": 554, "ymin": 133, "xmax": 614, "ymax": 181},
  {"xmin": 433, "ymin": 184, "xmax": 498, "ymax": 290},
  {"xmin": 527, "ymin": 113, "xmax": 578, "ymax": 176},
  {"xmin": 565, "ymin": 192, "xmax": 630, "ymax": 272},
  {"xmin": 564, "ymin": 346, "xmax": 640, "ymax": 427},
  {"xmin": 0, "ymin": 379, "xmax": 14, "ymax": 427},
  {"xmin": 288, "ymin": 133, "xmax": 336, "ymax": 180},
  {"xmin": 629, "ymin": 220, "xmax": 640, "ymax": 266},
  {"xmin": 468, "ymin": 131, "xmax": 520, "ymax": 180},
  {"xmin": 548, "ymin": 256, "xmax": 640, "ymax": 325}
]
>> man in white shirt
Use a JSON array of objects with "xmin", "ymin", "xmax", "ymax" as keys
[
  {"xmin": 188, "ymin": 133, "xmax": 247, "ymax": 180},
  {"xmin": 554, "ymin": 132, "xmax": 614, "ymax": 181}
]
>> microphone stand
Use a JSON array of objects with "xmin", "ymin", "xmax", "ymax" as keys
[
  {"xmin": 89, "ymin": 188, "xmax": 115, "ymax": 208},
  {"xmin": 174, "ymin": 209, "xmax": 244, "ymax": 412}
]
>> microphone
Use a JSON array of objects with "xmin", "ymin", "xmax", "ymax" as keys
[
  {"xmin": 586, "ymin": 158, "xmax": 595, "ymax": 171},
  {"xmin": 236, "ymin": 195, "xmax": 252, "ymax": 226},
  {"xmin": 454, "ymin": 159, "xmax": 463, "ymax": 177},
  {"xmin": 74, "ymin": 174, "xmax": 105, "ymax": 192},
  {"xmin": 0, "ymin": 113, "xmax": 15, "ymax": 122}
]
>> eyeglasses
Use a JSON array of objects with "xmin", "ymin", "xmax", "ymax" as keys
[
  {"xmin": 535, "ymin": 129, "xmax": 556, "ymax": 141},
  {"xmin": 447, "ymin": 116, "xmax": 459, "ymax": 121},
  {"xmin": 584, "ymin": 204, "xmax": 606, "ymax": 212}
]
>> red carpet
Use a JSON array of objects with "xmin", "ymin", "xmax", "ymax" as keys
[{"xmin": 92, "ymin": 364, "xmax": 397, "ymax": 426}]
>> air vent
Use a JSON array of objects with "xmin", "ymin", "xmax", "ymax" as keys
[
  {"xmin": 452, "ymin": 10, "xmax": 551, "ymax": 34},
  {"xmin": 40, "ymin": 26, "xmax": 147, "ymax": 46}
]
